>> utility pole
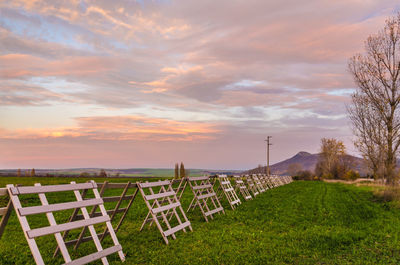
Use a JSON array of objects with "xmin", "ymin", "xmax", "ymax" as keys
[{"xmin": 265, "ymin": 136, "xmax": 272, "ymax": 175}]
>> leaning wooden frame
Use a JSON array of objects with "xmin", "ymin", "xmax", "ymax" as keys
[
  {"xmin": 252, "ymin": 174, "xmax": 266, "ymax": 193},
  {"xmin": 0, "ymin": 188, "xmax": 13, "ymax": 239},
  {"xmin": 264, "ymin": 175, "xmax": 276, "ymax": 189},
  {"xmin": 139, "ymin": 178, "xmax": 187, "ymax": 231},
  {"xmin": 55, "ymin": 181, "xmax": 138, "ymax": 257},
  {"xmin": 258, "ymin": 174, "xmax": 271, "ymax": 190},
  {"xmin": 187, "ymin": 176, "xmax": 225, "ymax": 222},
  {"xmin": 244, "ymin": 175, "xmax": 259, "ymax": 197},
  {"xmin": 215, "ymin": 175, "xmax": 241, "ymax": 210},
  {"xmin": 7, "ymin": 181, "xmax": 125, "ymax": 265},
  {"xmin": 233, "ymin": 176, "xmax": 252, "ymax": 201},
  {"xmin": 137, "ymin": 180, "xmax": 192, "ymax": 245}
]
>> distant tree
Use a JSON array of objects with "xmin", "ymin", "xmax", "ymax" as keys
[
  {"xmin": 99, "ymin": 169, "xmax": 107, "ymax": 178},
  {"xmin": 287, "ymin": 163, "xmax": 303, "ymax": 176},
  {"xmin": 180, "ymin": 162, "xmax": 186, "ymax": 179},
  {"xmin": 115, "ymin": 172, "xmax": 120, "ymax": 178},
  {"xmin": 174, "ymin": 163, "xmax": 179, "ymax": 179},
  {"xmin": 315, "ymin": 138, "xmax": 347, "ymax": 179},
  {"xmin": 17, "ymin": 169, "xmax": 21, "ymax": 177},
  {"xmin": 30, "ymin": 168, "xmax": 35, "ymax": 177},
  {"xmin": 79, "ymin": 172, "xmax": 90, "ymax": 177},
  {"xmin": 348, "ymin": 13, "xmax": 400, "ymax": 185}
]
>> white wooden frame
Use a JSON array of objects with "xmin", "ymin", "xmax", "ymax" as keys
[
  {"xmin": 244, "ymin": 175, "xmax": 259, "ymax": 197},
  {"xmin": 233, "ymin": 176, "xmax": 252, "ymax": 201},
  {"xmin": 252, "ymin": 174, "xmax": 266, "ymax": 193},
  {"xmin": 187, "ymin": 176, "xmax": 225, "ymax": 222},
  {"xmin": 216, "ymin": 175, "xmax": 241, "ymax": 210},
  {"xmin": 140, "ymin": 178, "xmax": 187, "ymax": 230},
  {"xmin": 7, "ymin": 181, "xmax": 125, "ymax": 265},
  {"xmin": 137, "ymin": 180, "xmax": 192, "ymax": 245},
  {"xmin": 55, "ymin": 181, "xmax": 138, "ymax": 257},
  {"xmin": 0, "ymin": 188, "xmax": 13, "ymax": 239}
]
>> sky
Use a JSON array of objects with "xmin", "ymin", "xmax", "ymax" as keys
[{"xmin": 0, "ymin": 0, "xmax": 399, "ymax": 170}]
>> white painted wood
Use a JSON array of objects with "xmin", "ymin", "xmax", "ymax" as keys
[
  {"xmin": 90, "ymin": 181, "xmax": 125, "ymax": 262},
  {"xmin": 19, "ymin": 198, "xmax": 103, "ymax": 216},
  {"xmin": 6, "ymin": 184, "xmax": 45, "ymax": 265},
  {"xmin": 11, "ymin": 183, "xmax": 94, "ymax": 195},
  {"xmin": 35, "ymin": 183, "xmax": 72, "ymax": 263},
  {"xmin": 71, "ymin": 181, "xmax": 109, "ymax": 265}
]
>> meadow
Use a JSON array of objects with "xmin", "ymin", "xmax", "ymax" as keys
[{"xmin": 1, "ymin": 178, "xmax": 400, "ymax": 264}]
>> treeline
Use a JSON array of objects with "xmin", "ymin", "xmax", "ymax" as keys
[{"xmin": 291, "ymin": 138, "xmax": 360, "ymax": 181}]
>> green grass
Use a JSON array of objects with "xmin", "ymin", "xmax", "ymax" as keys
[{"xmin": 1, "ymin": 180, "xmax": 400, "ymax": 264}]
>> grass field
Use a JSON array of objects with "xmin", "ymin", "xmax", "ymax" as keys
[{"xmin": 1, "ymin": 179, "xmax": 400, "ymax": 264}]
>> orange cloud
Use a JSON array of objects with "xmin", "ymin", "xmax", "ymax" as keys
[{"xmin": 0, "ymin": 115, "xmax": 220, "ymax": 141}]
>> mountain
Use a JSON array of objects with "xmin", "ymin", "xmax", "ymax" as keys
[{"xmin": 246, "ymin": 151, "xmax": 366, "ymax": 176}]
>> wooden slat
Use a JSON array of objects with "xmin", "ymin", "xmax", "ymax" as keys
[
  {"xmin": 65, "ymin": 232, "xmax": 110, "ymax": 246},
  {"xmin": 204, "ymin": 207, "xmax": 224, "ymax": 216},
  {"xmin": 224, "ymin": 187, "xmax": 234, "ymax": 192},
  {"xmin": 197, "ymin": 192, "xmax": 216, "ymax": 200},
  {"xmin": 138, "ymin": 180, "xmax": 170, "ymax": 188},
  {"xmin": 27, "ymin": 216, "xmax": 110, "ymax": 238},
  {"xmin": 221, "ymin": 181, "xmax": 230, "ymax": 185},
  {"xmin": 230, "ymin": 199, "xmax": 241, "ymax": 205},
  {"xmin": 0, "ymin": 207, "xmax": 7, "ymax": 216},
  {"xmin": 19, "ymin": 198, "xmax": 103, "ymax": 216},
  {"xmin": 144, "ymin": 191, "xmax": 175, "ymax": 201},
  {"xmin": 74, "ymin": 208, "xmax": 126, "ymax": 220},
  {"xmin": 102, "ymin": 195, "xmax": 134, "ymax": 203},
  {"xmin": 151, "ymin": 202, "xmax": 181, "ymax": 214},
  {"xmin": 98, "ymin": 183, "xmax": 137, "ymax": 189},
  {"xmin": 188, "ymin": 176, "xmax": 209, "ymax": 181},
  {"xmin": 35, "ymin": 183, "xmax": 72, "ymax": 263},
  {"xmin": 65, "ymin": 245, "xmax": 122, "ymax": 265},
  {"xmin": 10, "ymin": 183, "xmax": 94, "ymax": 195},
  {"xmin": 192, "ymin": 184, "xmax": 212, "ymax": 190},
  {"xmin": 0, "ymin": 188, "xmax": 7, "ymax": 196},
  {"xmin": 163, "ymin": 221, "xmax": 191, "ymax": 237}
]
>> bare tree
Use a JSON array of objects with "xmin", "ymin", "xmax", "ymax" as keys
[
  {"xmin": 348, "ymin": 93, "xmax": 386, "ymax": 179},
  {"xmin": 348, "ymin": 13, "xmax": 400, "ymax": 184}
]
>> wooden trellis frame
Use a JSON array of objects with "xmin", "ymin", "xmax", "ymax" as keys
[
  {"xmin": 258, "ymin": 174, "xmax": 271, "ymax": 190},
  {"xmin": 216, "ymin": 175, "xmax": 241, "ymax": 210},
  {"xmin": 55, "ymin": 181, "xmax": 138, "ymax": 257},
  {"xmin": 233, "ymin": 176, "xmax": 252, "ymax": 201},
  {"xmin": 187, "ymin": 176, "xmax": 225, "ymax": 222},
  {"xmin": 263, "ymin": 175, "xmax": 276, "ymax": 189},
  {"xmin": 137, "ymin": 180, "xmax": 192, "ymax": 245},
  {"xmin": 252, "ymin": 174, "xmax": 266, "ymax": 193},
  {"xmin": 7, "ymin": 181, "xmax": 125, "ymax": 265},
  {"xmin": 244, "ymin": 175, "xmax": 259, "ymax": 197},
  {"xmin": 0, "ymin": 188, "xmax": 13, "ymax": 239},
  {"xmin": 139, "ymin": 178, "xmax": 187, "ymax": 231}
]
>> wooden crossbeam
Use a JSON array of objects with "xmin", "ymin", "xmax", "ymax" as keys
[
  {"xmin": 7, "ymin": 181, "xmax": 125, "ymax": 265},
  {"xmin": 138, "ymin": 180, "xmax": 192, "ymax": 244},
  {"xmin": 187, "ymin": 176, "xmax": 225, "ymax": 222}
]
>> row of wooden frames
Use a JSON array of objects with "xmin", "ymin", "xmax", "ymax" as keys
[{"xmin": 0, "ymin": 174, "xmax": 292, "ymax": 265}]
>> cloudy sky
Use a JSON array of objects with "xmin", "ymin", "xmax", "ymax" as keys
[{"xmin": 0, "ymin": 0, "xmax": 399, "ymax": 170}]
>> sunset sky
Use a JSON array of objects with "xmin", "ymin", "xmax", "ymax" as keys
[{"xmin": 1, "ymin": 0, "xmax": 399, "ymax": 170}]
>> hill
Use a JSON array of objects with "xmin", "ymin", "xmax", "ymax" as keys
[{"xmin": 247, "ymin": 151, "xmax": 366, "ymax": 175}]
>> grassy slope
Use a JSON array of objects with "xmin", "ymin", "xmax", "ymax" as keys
[{"xmin": 1, "ymin": 180, "xmax": 400, "ymax": 264}]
